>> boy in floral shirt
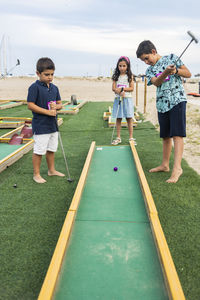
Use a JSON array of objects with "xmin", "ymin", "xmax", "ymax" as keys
[{"xmin": 136, "ymin": 40, "xmax": 191, "ymax": 183}]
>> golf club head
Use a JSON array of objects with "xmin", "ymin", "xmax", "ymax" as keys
[
  {"xmin": 67, "ymin": 178, "xmax": 73, "ymax": 183},
  {"xmin": 187, "ymin": 31, "xmax": 198, "ymax": 43}
]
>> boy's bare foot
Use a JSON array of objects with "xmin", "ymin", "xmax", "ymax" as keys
[
  {"xmin": 166, "ymin": 168, "xmax": 183, "ymax": 183},
  {"xmin": 149, "ymin": 165, "xmax": 170, "ymax": 173},
  {"xmin": 33, "ymin": 175, "xmax": 46, "ymax": 183},
  {"xmin": 48, "ymin": 170, "xmax": 65, "ymax": 177}
]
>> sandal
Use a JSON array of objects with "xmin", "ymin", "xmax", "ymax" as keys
[
  {"xmin": 129, "ymin": 138, "xmax": 137, "ymax": 145},
  {"xmin": 112, "ymin": 137, "xmax": 121, "ymax": 145}
]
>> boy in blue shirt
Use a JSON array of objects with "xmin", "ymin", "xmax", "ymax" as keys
[
  {"xmin": 136, "ymin": 40, "xmax": 191, "ymax": 183},
  {"xmin": 27, "ymin": 57, "xmax": 65, "ymax": 183}
]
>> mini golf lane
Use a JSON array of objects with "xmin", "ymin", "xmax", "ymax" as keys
[
  {"xmin": 59, "ymin": 100, "xmax": 87, "ymax": 114},
  {"xmin": 0, "ymin": 143, "xmax": 22, "ymax": 160},
  {"xmin": 0, "ymin": 101, "xmax": 22, "ymax": 110},
  {"xmin": 0, "ymin": 139, "xmax": 34, "ymax": 173},
  {"xmin": 38, "ymin": 142, "xmax": 185, "ymax": 300}
]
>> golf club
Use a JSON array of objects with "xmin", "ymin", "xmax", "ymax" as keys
[
  {"xmin": 174, "ymin": 31, "xmax": 198, "ymax": 65},
  {"xmin": 55, "ymin": 114, "xmax": 73, "ymax": 183},
  {"xmin": 57, "ymin": 129, "xmax": 73, "ymax": 182},
  {"xmin": 111, "ymin": 98, "xmax": 122, "ymax": 144}
]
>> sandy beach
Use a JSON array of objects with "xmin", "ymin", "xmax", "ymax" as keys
[{"xmin": 0, "ymin": 76, "xmax": 199, "ymax": 175}]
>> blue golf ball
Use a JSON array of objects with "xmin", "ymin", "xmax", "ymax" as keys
[{"xmin": 113, "ymin": 167, "xmax": 118, "ymax": 172}]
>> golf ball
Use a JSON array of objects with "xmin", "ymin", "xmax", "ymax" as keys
[
  {"xmin": 113, "ymin": 167, "xmax": 118, "ymax": 172},
  {"xmin": 13, "ymin": 184, "xmax": 17, "ymax": 188}
]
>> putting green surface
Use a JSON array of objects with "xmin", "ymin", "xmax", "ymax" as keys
[
  {"xmin": 0, "ymin": 144, "xmax": 22, "ymax": 160},
  {"xmin": 53, "ymin": 146, "xmax": 168, "ymax": 299},
  {"xmin": 62, "ymin": 103, "xmax": 81, "ymax": 110},
  {"xmin": 0, "ymin": 120, "xmax": 20, "ymax": 123},
  {"xmin": 0, "ymin": 101, "xmax": 17, "ymax": 106}
]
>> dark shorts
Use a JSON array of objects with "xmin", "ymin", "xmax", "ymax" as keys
[{"xmin": 158, "ymin": 101, "xmax": 186, "ymax": 138}]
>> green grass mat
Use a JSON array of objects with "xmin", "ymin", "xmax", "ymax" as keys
[{"xmin": 0, "ymin": 102, "xmax": 199, "ymax": 300}]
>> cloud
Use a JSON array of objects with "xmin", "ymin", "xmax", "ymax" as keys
[
  {"xmin": 0, "ymin": 1, "xmax": 199, "ymax": 76},
  {"xmin": 1, "ymin": 0, "xmax": 94, "ymax": 13}
]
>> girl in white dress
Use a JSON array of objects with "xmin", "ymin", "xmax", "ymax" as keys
[{"xmin": 111, "ymin": 56, "xmax": 135, "ymax": 145}]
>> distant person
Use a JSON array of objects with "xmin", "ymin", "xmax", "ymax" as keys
[
  {"xmin": 111, "ymin": 56, "xmax": 136, "ymax": 145},
  {"xmin": 27, "ymin": 57, "xmax": 65, "ymax": 183},
  {"xmin": 136, "ymin": 40, "xmax": 191, "ymax": 183}
]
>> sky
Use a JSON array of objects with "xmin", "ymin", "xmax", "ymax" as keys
[{"xmin": 0, "ymin": 0, "xmax": 199, "ymax": 77}]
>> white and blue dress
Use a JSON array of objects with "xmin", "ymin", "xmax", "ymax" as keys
[{"xmin": 112, "ymin": 74, "xmax": 134, "ymax": 118}]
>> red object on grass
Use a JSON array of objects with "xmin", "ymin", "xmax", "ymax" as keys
[
  {"xmin": 9, "ymin": 134, "xmax": 23, "ymax": 145},
  {"xmin": 20, "ymin": 125, "xmax": 33, "ymax": 138},
  {"xmin": 187, "ymin": 92, "xmax": 200, "ymax": 97}
]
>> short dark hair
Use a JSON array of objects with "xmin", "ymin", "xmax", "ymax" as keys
[
  {"xmin": 36, "ymin": 57, "xmax": 55, "ymax": 73},
  {"xmin": 136, "ymin": 40, "xmax": 157, "ymax": 58}
]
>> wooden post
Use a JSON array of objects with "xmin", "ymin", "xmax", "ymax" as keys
[
  {"xmin": 136, "ymin": 81, "xmax": 138, "ymax": 106},
  {"xmin": 144, "ymin": 77, "xmax": 147, "ymax": 113}
]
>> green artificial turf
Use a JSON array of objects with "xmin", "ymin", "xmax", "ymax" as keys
[{"xmin": 0, "ymin": 102, "xmax": 199, "ymax": 300}]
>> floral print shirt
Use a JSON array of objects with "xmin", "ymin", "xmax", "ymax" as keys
[{"xmin": 146, "ymin": 54, "xmax": 187, "ymax": 113}]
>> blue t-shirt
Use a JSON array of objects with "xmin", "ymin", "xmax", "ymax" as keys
[
  {"xmin": 27, "ymin": 80, "xmax": 61, "ymax": 134},
  {"xmin": 146, "ymin": 54, "xmax": 187, "ymax": 113}
]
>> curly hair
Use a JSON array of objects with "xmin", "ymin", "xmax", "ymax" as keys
[{"xmin": 112, "ymin": 56, "xmax": 133, "ymax": 83}]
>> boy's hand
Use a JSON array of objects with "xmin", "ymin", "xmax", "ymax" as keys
[
  {"xmin": 49, "ymin": 101, "xmax": 57, "ymax": 110},
  {"xmin": 48, "ymin": 109, "xmax": 57, "ymax": 116},
  {"xmin": 166, "ymin": 64, "xmax": 177, "ymax": 75}
]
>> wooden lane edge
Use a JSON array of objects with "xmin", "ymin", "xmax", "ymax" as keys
[
  {"xmin": 59, "ymin": 108, "xmax": 79, "ymax": 114},
  {"xmin": 150, "ymin": 214, "xmax": 185, "ymax": 300},
  {"xmin": 0, "ymin": 100, "xmax": 10, "ymax": 104},
  {"xmin": 69, "ymin": 141, "xmax": 96, "ymax": 211},
  {"xmin": 129, "ymin": 141, "xmax": 158, "ymax": 214},
  {"xmin": 37, "ymin": 211, "xmax": 76, "ymax": 300},
  {"xmin": 108, "ymin": 116, "xmax": 128, "ymax": 128},
  {"xmin": 76, "ymin": 100, "xmax": 87, "ymax": 109},
  {"xmin": 0, "ymin": 122, "xmax": 24, "ymax": 129},
  {"xmin": 103, "ymin": 112, "xmax": 109, "ymax": 120},
  {"xmin": 0, "ymin": 126, "xmax": 25, "ymax": 138},
  {"xmin": 0, "ymin": 117, "xmax": 32, "ymax": 121},
  {"xmin": 129, "ymin": 140, "xmax": 185, "ymax": 300}
]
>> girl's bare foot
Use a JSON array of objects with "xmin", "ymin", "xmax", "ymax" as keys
[
  {"xmin": 33, "ymin": 175, "xmax": 46, "ymax": 183},
  {"xmin": 48, "ymin": 170, "xmax": 65, "ymax": 177},
  {"xmin": 166, "ymin": 168, "xmax": 183, "ymax": 183},
  {"xmin": 149, "ymin": 165, "xmax": 170, "ymax": 173}
]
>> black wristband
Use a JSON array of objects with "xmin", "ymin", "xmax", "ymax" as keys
[
  {"xmin": 175, "ymin": 67, "xmax": 178, "ymax": 75},
  {"xmin": 121, "ymin": 87, "xmax": 124, "ymax": 93}
]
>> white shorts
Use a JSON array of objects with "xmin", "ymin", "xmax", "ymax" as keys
[{"xmin": 33, "ymin": 132, "xmax": 58, "ymax": 155}]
